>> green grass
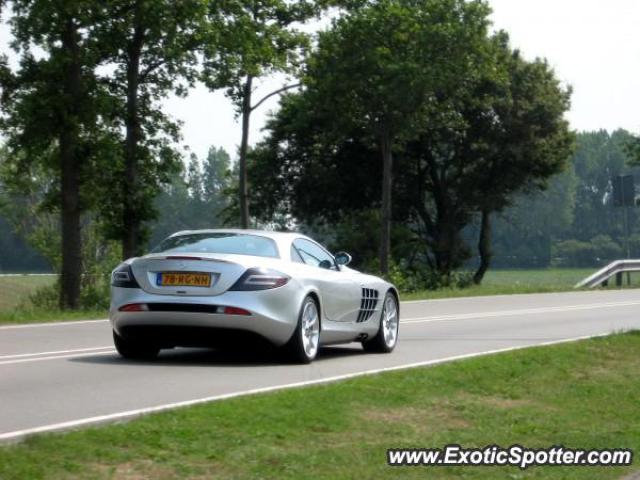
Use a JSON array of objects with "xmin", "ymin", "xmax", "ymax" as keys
[
  {"xmin": 0, "ymin": 308, "xmax": 107, "ymax": 324},
  {"xmin": 0, "ymin": 276, "xmax": 107, "ymax": 324},
  {"xmin": 1, "ymin": 332, "xmax": 639, "ymax": 479},
  {"xmin": 402, "ymin": 268, "xmax": 640, "ymax": 300},
  {"xmin": 0, "ymin": 275, "xmax": 57, "ymax": 311}
]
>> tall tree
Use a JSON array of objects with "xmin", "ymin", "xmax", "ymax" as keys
[
  {"xmin": 201, "ymin": 146, "xmax": 233, "ymax": 222},
  {"xmin": 187, "ymin": 154, "xmax": 205, "ymax": 201},
  {"xmin": 300, "ymin": 0, "xmax": 492, "ymax": 274},
  {"xmin": 0, "ymin": 0, "xmax": 110, "ymax": 308},
  {"xmin": 249, "ymin": 32, "xmax": 573, "ymax": 282},
  {"xmin": 470, "ymin": 56, "xmax": 574, "ymax": 282},
  {"xmin": 202, "ymin": 0, "xmax": 313, "ymax": 228},
  {"xmin": 148, "ymin": 145, "xmax": 234, "ymax": 245},
  {"xmin": 392, "ymin": 39, "xmax": 573, "ymax": 282},
  {"xmin": 95, "ymin": 0, "xmax": 206, "ymax": 259}
]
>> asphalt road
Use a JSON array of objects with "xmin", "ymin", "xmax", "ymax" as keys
[{"xmin": 1, "ymin": 289, "xmax": 640, "ymax": 442}]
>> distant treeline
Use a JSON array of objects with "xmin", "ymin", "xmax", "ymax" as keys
[{"xmin": 489, "ymin": 129, "xmax": 639, "ymax": 269}]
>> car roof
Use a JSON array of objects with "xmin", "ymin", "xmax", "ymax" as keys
[
  {"xmin": 166, "ymin": 229, "xmax": 316, "ymax": 257},
  {"xmin": 168, "ymin": 229, "xmax": 307, "ymax": 241}
]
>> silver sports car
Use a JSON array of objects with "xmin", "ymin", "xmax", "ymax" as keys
[{"xmin": 110, "ymin": 229, "xmax": 400, "ymax": 363}]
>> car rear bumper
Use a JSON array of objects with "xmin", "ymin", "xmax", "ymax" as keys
[{"xmin": 109, "ymin": 284, "xmax": 304, "ymax": 347}]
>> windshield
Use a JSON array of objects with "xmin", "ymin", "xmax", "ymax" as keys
[{"xmin": 152, "ymin": 233, "xmax": 279, "ymax": 258}]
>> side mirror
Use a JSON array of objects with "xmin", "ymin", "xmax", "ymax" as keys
[
  {"xmin": 318, "ymin": 259, "xmax": 333, "ymax": 270},
  {"xmin": 335, "ymin": 252, "xmax": 352, "ymax": 266}
]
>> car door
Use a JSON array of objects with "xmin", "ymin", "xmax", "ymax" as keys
[{"xmin": 292, "ymin": 239, "xmax": 361, "ymax": 322}]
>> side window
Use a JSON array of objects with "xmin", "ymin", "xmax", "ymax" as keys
[
  {"xmin": 290, "ymin": 244, "xmax": 305, "ymax": 263},
  {"xmin": 292, "ymin": 239, "xmax": 337, "ymax": 270}
]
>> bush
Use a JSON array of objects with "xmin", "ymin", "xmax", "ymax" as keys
[
  {"xmin": 27, "ymin": 281, "xmax": 60, "ymax": 310},
  {"xmin": 23, "ymin": 220, "xmax": 117, "ymax": 311},
  {"xmin": 552, "ymin": 235, "xmax": 623, "ymax": 268},
  {"xmin": 27, "ymin": 275, "xmax": 110, "ymax": 311},
  {"xmin": 386, "ymin": 261, "xmax": 474, "ymax": 293}
]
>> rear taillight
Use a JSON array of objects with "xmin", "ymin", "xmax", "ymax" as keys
[
  {"xmin": 119, "ymin": 303, "xmax": 149, "ymax": 312},
  {"xmin": 223, "ymin": 306, "xmax": 251, "ymax": 315},
  {"xmin": 111, "ymin": 264, "xmax": 141, "ymax": 288},
  {"xmin": 229, "ymin": 268, "xmax": 290, "ymax": 291}
]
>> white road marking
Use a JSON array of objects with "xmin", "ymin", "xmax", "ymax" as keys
[
  {"xmin": 0, "ymin": 350, "xmax": 115, "ymax": 366},
  {"xmin": 399, "ymin": 289, "xmax": 637, "ymax": 304},
  {"xmin": 401, "ymin": 301, "xmax": 640, "ymax": 324},
  {"xmin": 1, "ymin": 300, "xmax": 638, "ymax": 363},
  {"xmin": 0, "ymin": 319, "xmax": 109, "ymax": 330},
  {"xmin": 0, "ymin": 346, "xmax": 114, "ymax": 361},
  {"xmin": 0, "ymin": 331, "xmax": 613, "ymax": 442}
]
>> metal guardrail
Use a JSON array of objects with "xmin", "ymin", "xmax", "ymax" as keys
[{"xmin": 575, "ymin": 259, "xmax": 640, "ymax": 288}]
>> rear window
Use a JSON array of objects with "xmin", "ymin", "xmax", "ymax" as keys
[{"xmin": 152, "ymin": 233, "xmax": 279, "ymax": 258}]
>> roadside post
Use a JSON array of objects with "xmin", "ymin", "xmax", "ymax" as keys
[{"xmin": 612, "ymin": 174, "xmax": 635, "ymax": 285}]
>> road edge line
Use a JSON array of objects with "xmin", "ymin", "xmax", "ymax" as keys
[
  {"xmin": 0, "ymin": 319, "xmax": 109, "ymax": 330},
  {"xmin": 0, "ymin": 331, "xmax": 614, "ymax": 443}
]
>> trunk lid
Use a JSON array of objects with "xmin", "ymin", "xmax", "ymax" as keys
[{"xmin": 130, "ymin": 253, "xmax": 247, "ymax": 296}]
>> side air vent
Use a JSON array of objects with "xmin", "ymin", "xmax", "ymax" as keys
[{"xmin": 357, "ymin": 288, "xmax": 379, "ymax": 323}]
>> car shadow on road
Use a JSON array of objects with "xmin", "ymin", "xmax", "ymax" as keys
[{"xmin": 70, "ymin": 345, "xmax": 365, "ymax": 368}]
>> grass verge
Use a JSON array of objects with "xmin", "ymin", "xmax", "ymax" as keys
[
  {"xmin": 0, "ymin": 308, "xmax": 107, "ymax": 325},
  {"xmin": 401, "ymin": 268, "xmax": 640, "ymax": 300},
  {"xmin": 0, "ymin": 276, "xmax": 106, "ymax": 324},
  {"xmin": 0, "ymin": 275, "xmax": 56, "ymax": 311},
  {"xmin": 1, "ymin": 332, "xmax": 638, "ymax": 479}
]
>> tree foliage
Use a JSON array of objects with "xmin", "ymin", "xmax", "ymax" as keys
[
  {"xmin": 201, "ymin": 0, "xmax": 315, "ymax": 228},
  {"xmin": 298, "ymin": 0, "xmax": 494, "ymax": 273},
  {"xmin": 92, "ymin": 0, "xmax": 207, "ymax": 259},
  {"xmin": 0, "ymin": 0, "xmax": 116, "ymax": 307},
  {"xmin": 250, "ymin": 2, "xmax": 574, "ymax": 282},
  {"xmin": 397, "ymin": 36, "xmax": 574, "ymax": 282},
  {"xmin": 148, "ymin": 145, "xmax": 234, "ymax": 245}
]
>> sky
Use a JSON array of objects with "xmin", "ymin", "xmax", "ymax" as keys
[
  {"xmin": 2, "ymin": 0, "xmax": 640, "ymax": 162},
  {"xmin": 489, "ymin": 0, "xmax": 640, "ymax": 136}
]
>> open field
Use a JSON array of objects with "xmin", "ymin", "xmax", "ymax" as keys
[
  {"xmin": 0, "ymin": 275, "xmax": 56, "ymax": 311},
  {"xmin": 0, "ymin": 332, "xmax": 638, "ymax": 479},
  {"xmin": 0, "ymin": 275, "xmax": 105, "ymax": 324},
  {"xmin": 2, "ymin": 268, "xmax": 640, "ymax": 324},
  {"xmin": 0, "ymin": 308, "xmax": 107, "ymax": 324},
  {"xmin": 402, "ymin": 267, "xmax": 640, "ymax": 300}
]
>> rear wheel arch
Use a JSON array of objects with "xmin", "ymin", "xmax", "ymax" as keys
[{"xmin": 306, "ymin": 290, "xmax": 322, "ymax": 324}]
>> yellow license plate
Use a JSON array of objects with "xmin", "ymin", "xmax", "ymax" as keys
[{"xmin": 158, "ymin": 272, "xmax": 211, "ymax": 287}]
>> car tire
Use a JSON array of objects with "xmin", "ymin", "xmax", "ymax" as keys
[
  {"xmin": 362, "ymin": 291, "xmax": 399, "ymax": 353},
  {"xmin": 282, "ymin": 295, "xmax": 321, "ymax": 364},
  {"xmin": 113, "ymin": 330, "xmax": 160, "ymax": 360}
]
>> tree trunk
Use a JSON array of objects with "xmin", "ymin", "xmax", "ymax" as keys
[
  {"xmin": 239, "ymin": 75, "xmax": 253, "ymax": 229},
  {"xmin": 473, "ymin": 209, "xmax": 492, "ymax": 284},
  {"xmin": 379, "ymin": 128, "xmax": 393, "ymax": 275},
  {"xmin": 122, "ymin": 10, "xmax": 144, "ymax": 259},
  {"xmin": 239, "ymin": 75, "xmax": 253, "ymax": 228},
  {"xmin": 59, "ymin": 18, "xmax": 83, "ymax": 309}
]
